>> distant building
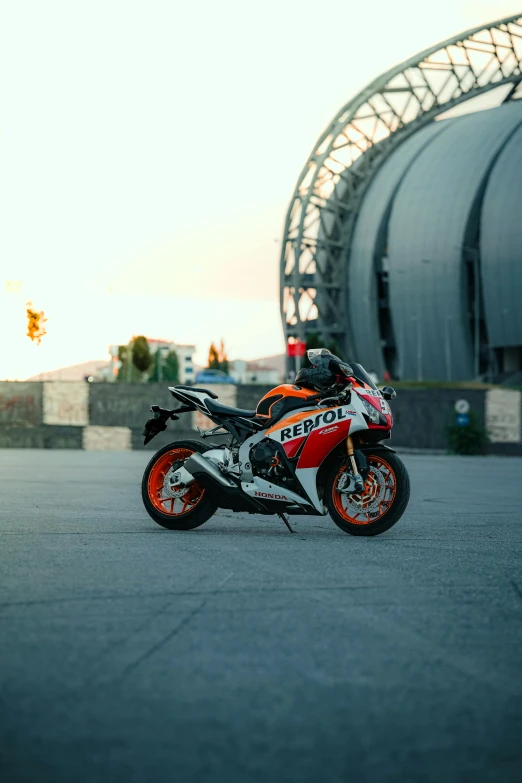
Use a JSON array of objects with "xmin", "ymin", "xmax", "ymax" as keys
[
  {"xmin": 174, "ymin": 343, "xmax": 196, "ymax": 384},
  {"xmin": 108, "ymin": 339, "xmax": 196, "ymax": 383},
  {"xmin": 229, "ymin": 359, "xmax": 280, "ymax": 385}
]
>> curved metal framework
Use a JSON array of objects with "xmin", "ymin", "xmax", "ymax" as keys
[{"xmin": 280, "ymin": 14, "xmax": 522, "ymax": 361}]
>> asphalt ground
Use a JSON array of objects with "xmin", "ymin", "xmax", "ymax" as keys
[{"xmin": 0, "ymin": 449, "xmax": 521, "ymax": 783}]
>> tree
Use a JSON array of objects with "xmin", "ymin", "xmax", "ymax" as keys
[
  {"xmin": 26, "ymin": 303, "xmax": 47, "ymax": 345},
  {"xmin": 117, "ymin": 344, "xmax": 140, "ymax": 382},
  {"xmin": 163, "ymin": 350, "xmax": 179, "ymax": 381},
  {"xmin": 116, "ymin": 337, "xmax": 152, "ymax": 382},
  {"xmin": 148, "ymin": 349, "xmax": 179, "ymax": 383},
  {"xmin": 207, "ymin": 339, "xmax": 229, "ymax": 373},
  {"xmin": 218, "ymin": 338, "xmax": 229, "ymax": 374},
  {"xmin": 208, "ymin": 342, "xmax": 220, "ymax": 370},
  {"xmin": 131, "ymin": 336, "xmax": 152, "ymax": 375}
]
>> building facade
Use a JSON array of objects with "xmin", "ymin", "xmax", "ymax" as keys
[
  {"xmin": 280, "ymin": 14, "xmax": 522, "ymax": 382},
  {"xmin": 229, "ymin": 359, "xmax": 281, "ymax": 385}
]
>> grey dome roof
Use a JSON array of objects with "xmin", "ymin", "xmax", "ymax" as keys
[{"xmin": 346, "ymin": 101, "xmax": 522, "ymax": 380}]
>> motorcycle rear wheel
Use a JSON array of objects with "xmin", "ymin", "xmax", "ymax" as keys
[
  {"xmin": 142, "ymin": 440, "xmax": 218, "ymax": 530},
  {"xmin": 326, "ymin": 451, "xmax": 410, "ymax": 536}
]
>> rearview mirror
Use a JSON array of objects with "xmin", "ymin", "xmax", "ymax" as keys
[{"xmin": 382, "ymin": 386, "xmax": 396, "ymax": 400}]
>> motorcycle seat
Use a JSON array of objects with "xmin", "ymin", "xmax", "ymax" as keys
[{"xmin": 205, "ymin": 398, "xmax": 257, "ymax": 418}]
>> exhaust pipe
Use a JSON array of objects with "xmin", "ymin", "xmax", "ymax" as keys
[
  {"xmin": 185, "ymin": 452, "xmax": 267, "ymax": 513},
  {"xmin": 184, "ymin": 452, "xmax": 238, "ymax": 489}
]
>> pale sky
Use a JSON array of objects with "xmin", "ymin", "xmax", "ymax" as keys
[{"xmin": 0, "ymin": 0, "xmax": 519, "ymax": 378}]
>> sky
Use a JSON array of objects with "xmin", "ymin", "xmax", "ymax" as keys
[{"xmin": 0, "ymin": 0, "xmax": 520, "ymax": 378}]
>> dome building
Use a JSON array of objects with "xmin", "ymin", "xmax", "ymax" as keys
[{"xmin": 280, "ymin": 14, "xmax": 522, "ymax": 381}]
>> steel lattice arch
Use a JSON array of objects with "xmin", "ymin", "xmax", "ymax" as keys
[{"xmin": 280, "ymin": 14, "xmax": 522, "ymax": 381}]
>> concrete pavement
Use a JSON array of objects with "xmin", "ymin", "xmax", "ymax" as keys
[{"xmin": 0, "ymin": 449, "xmax": 521, "ymax": 782}]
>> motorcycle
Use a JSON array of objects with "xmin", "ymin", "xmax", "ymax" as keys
[{"xmin": 141, "ymin": 349, "xmax": 410, "ymax": 536}]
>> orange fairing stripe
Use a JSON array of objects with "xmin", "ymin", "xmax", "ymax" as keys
[
  {"xmin": 260, "ymin": 384, "xmax": 317, "ymax": 401},
  {"xmin": 256, "ymin": 384, "xmax": 318, "ymax": 419}
]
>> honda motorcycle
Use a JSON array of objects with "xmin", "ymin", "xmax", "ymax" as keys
[{"xmin": 141, "ymin": 349, "xmax": 410, "ymax": 535}]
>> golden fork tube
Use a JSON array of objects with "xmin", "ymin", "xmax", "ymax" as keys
[{"xmin": 346, "ymin": 435, "xmax": 358, "ymax": 474}]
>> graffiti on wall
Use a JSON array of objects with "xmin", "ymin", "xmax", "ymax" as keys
[{"xmin": 0, "ymin": 383, "xmax": 41, "ymax": 425}]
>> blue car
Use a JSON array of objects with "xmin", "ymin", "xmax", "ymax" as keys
[{"xmin": 195, "ymin": 369, "xmax": 237, "ymax": 385}]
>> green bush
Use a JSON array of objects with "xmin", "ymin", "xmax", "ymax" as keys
[{"xmin": 447, "ymin": 410, "xmax": 489, "ymax": 455}]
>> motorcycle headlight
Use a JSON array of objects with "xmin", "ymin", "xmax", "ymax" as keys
[{"xmin": 361, "ymin": 397, "xmax": 381, "ymax": 424}]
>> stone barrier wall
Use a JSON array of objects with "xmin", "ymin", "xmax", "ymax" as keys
[
  {"xmin": 0, "ymin": 382, "xmax": 43, "ymax": 426},
  {"xmin": 0, "ymin": 381, "xmax": 520, "ymax": 454},
  {"xmin": 388, "ymin": 388, "xmax": 487, "ymax": 450}
]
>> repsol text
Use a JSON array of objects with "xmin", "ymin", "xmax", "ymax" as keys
[{"xmin": 279, "ymin": 407, "xmax": 356, "ymax": 442}]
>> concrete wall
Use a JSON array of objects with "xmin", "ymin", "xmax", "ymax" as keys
[
  {"xmin": 0, "ymin": 382, "xmax": 43, "ymax": 426},
  {"xmin": 0, "ymin": 381, "xmax": 520, "ymax": 454},
  {"xmin": 388, "ymin": 389, "xmax": 487, "ymax": 450}
]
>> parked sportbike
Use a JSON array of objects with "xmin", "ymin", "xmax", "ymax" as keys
[{"xmin": 141, "ymin": 349, "xmax": 410, "ymax": 535}]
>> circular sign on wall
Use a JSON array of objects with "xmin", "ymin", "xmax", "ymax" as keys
[{"xmin": 454, "ymin": 399, "xmax": 470, "ymax": 414}]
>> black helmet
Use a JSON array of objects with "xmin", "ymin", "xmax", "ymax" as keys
[{"xmin": 295, "ymin": 348, "xmax": 352, "ymax": 391}]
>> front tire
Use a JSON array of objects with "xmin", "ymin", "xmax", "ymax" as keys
[
  {"xmin": 326, "ymin": 451, "xmax": 410, "ymax": 536},
  {"xmin": 142, "ymin": 440, "xmax": 218, "ymax": 530}
]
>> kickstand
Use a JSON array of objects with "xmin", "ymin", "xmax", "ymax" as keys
[{"xmin": 278, "ymin": 513, "xmax": 295, "ymax": 534}]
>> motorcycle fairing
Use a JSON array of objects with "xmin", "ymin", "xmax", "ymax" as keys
[
  {"xmin": 241, "ymin": 476, "xmax": 316, "ymax": 511},
  {"xmin": 237, "ymin": 402, "xmax": 370, "ymax": 515},
  {"xmin": 265, "ymin": 404, "xmax": 364, "ymax": 465},
  {"xmin": 353, "ymin": 386, "xmax": 393, "ymax": 430},
  {"xmin": 255, "ymin": 384, "xmax": 318, "ymax": 421},
  {"xmin": 169, "ymin": 386, "xmax": 212, "ymax": 413},
  {"xmin": 238, "ymin": 427, "xmax": 324, "ymax": 513}
]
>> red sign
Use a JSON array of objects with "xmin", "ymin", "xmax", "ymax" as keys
[{"xmin": 287, "ymin": 340, "xmax": 306, "ymax": 357}]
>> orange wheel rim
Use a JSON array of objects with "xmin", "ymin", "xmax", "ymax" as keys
[
  {"xmin": 332, "ymin": 456, "xmax": 397, "ymax": 525},
  {"xmin": 147, "ymin": 448, "xmax": 205, "ymax": 516}
]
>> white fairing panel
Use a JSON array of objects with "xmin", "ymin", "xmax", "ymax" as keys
[
  {"xmin": 169, "ymin": 387, "xmax": 211, "ymax": 412},
  {"xmin": 241, "ymin": 476, "xmax": 316, "ymax": 510},
  {"xmin": 239, "ymin": 428, "xmax": 326, "ymax": 513},
  {"xmin": 238, "ymin": 430, "xmax": 266, "ymax": 482},
  {"xmin": 292, "ymin": 467, "xmax": 326, "ymax": 514}
]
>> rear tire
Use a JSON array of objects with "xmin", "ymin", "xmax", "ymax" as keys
[
  {"xmin": 142, "ymin": 440, "xmax": 218, "ymax": 530},
  {"xmin": 326, "ymin": 450, "xmax": 410, "ymax": 536}
]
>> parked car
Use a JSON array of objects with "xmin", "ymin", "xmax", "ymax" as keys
[{"xmin": 195, "ymin": 368, "xmax": 237, "ymax": 385}]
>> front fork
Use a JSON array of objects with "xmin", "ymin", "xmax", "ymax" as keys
[{"xmin": 345, "ymin": 436, "xmax": 365, "ymax": 493}]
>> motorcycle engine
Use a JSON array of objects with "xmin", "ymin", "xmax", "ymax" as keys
[{"xmin": 250, "ymin": 439, "xmax": 286, "ymax": 479}]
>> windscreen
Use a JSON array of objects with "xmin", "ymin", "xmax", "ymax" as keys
[
  {"xmin": 307, "ymin": 348, "xmax": 332, "ymax": 361},
  {"xmin": 350, "ymin": 362, "xmax": 378, "ymax": 390}
]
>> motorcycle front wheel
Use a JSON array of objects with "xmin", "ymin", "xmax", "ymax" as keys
[{"xmin": 326, "ymin": 451, "xmax": 410, "ymax": 536}]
